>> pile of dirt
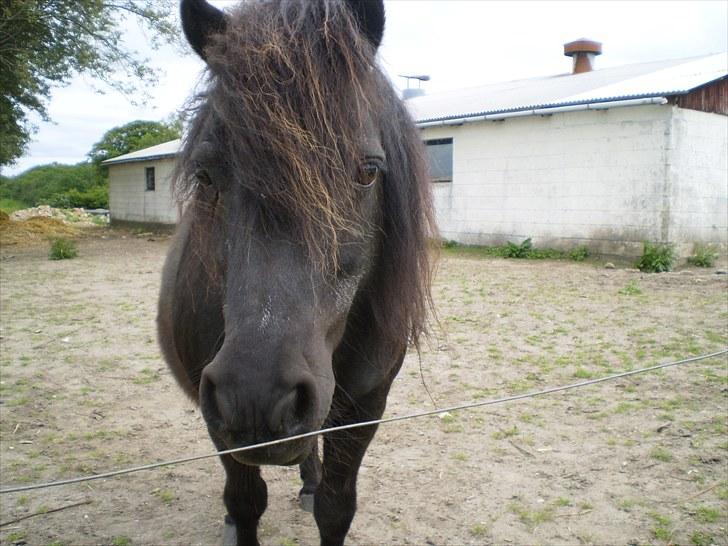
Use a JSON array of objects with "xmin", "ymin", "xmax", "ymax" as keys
[
  {"xmin": 10, "ymin": 205, "xmax": 103, "ymax": 226},
  {"xmin": 0, "ymin": 215, "xmax": 79, "ymax": 246}
]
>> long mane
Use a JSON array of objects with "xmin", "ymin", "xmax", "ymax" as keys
[{"xmin": 175, "ymin": 0, "xmax": 436, "ymax": 347}]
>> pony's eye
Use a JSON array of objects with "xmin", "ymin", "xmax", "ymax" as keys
[
  {"xmin": 356, "ymin": 161, "xmax": 382, "ymax": 188},
  {"xmin": 196, "ymin": 170, "xmax": 212, "ymax": 186}
]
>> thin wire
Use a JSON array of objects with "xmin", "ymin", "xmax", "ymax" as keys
[{"xmin": 1, "ymin": 348, "xmax": 725, "ymax": 495}]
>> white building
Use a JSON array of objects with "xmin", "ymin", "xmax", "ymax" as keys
[
  {"xmin": 103, "ymin": 139, "xmax": 180, "ymax": 225},
  {"xmin": 408, "ymin": 49, "xmax": 727, "ymax": 258},
  {"xmin": 105, "ymin": 48, "xmax": 727, "ymax": 258}
]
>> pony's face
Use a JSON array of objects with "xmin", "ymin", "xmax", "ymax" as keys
[{"xmin": 180, "ymin": 0, "xmax": 388, "ymax": 465}]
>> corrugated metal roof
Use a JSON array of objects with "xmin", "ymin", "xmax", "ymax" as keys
[
  {"xmin": 407, "ymin": 52, "xmax": 727, "ymax": 123},
  {"xmin": 101, "ymin": 53, "xmax": 727, "ymax": 163},
  {"xmin": 101, "ymin": 139, "xmax": 181, "ymax": 165}
]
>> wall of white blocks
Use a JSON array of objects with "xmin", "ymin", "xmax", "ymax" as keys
[{"xmin": 425, "ymin": 104, "xmax": 727, "ymax": 257}]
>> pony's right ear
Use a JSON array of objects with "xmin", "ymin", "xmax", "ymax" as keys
[{"xmin": 181, "ymin": 0, "xmax": 227, "ymax": 60}]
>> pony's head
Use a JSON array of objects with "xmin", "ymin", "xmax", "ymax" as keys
[{"xmin": 176, "ymin": 0, "xmax": 434, "ymax": 465}]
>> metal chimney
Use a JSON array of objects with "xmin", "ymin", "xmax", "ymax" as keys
[{"xmin": 564, "ymin": 39, "xmax": 602, "ymax": 74}]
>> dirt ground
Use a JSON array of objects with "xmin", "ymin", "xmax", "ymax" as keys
[{"xmin": 1, "ymin": 230, "xmax": 726, "ymax": 546}]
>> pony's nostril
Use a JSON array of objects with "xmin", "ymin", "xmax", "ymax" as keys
[
  {"xmin": 269, "ymin": 382, "xmax": 316, "ymax": 435},
  {"xmin": 199, "ymin": 373, "xmax": 223, "ymax": 429},
  {"xmin": 293, "ymin": 382, "xmax": 314, "ymax": 423}
]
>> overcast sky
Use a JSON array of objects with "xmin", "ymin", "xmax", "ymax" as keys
[{"xmin": 4, "ymin": 0, "xmax": 727, "ymax": 176}]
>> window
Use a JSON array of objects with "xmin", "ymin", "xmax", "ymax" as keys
[
  {"xmin": 145, "ymin": 167, "xmax": 155, "ymax": 191},
  {"xmin": 425, "ymin": 138, "xmax": 453, "ymax": 182}
]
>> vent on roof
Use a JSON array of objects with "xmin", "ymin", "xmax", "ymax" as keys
[
  {"xmin": 400, "ymin": 74, "xmax": 430, "ymax": 100},
  {"xmin": 564, "ymin": 39, "xmax": 602, "ymax": 74}
]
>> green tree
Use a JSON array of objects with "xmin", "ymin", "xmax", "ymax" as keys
[
  {"xmin": 0, "ymin": 0, "xmax": 180, "ymax": 166},
  {"xmin": 0, "ymin": 162, "xmax": 104, "ymax": 206},
  {"xmin": 89, "ymin": 119, "xmax": 182, "ymax": 166}
]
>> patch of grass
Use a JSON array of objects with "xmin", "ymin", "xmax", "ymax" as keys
[
  {"xmin": 492, "ymin": 426, "xmax": 519, "ymax": 440},
  {"xmin": 111, "ymin": 539, "xmax": 132, "ymax": 546},
  {"xmin": 568, "ymin": 245, "xmax": 590, "ymax": 262},
  {"xmin": 49, "ymin": 237, "xmax": 78, "ymax": 260},
  {"xmin": 7, "ymin": 531, "xmax": 26, "ymax": 542},
  {"xmin": 469, "ymin": 523, "xmax": 488, "ymax": 537},
  {"xmin": 636, "ymin": 241, "xmax": 676, "ymax": 273},
  {"xmin": 649, "ymin": 511, "xmax": 673, "ymax": 541},
  {"xmin": 133, "ymin": 368, "xmax": 160, "ymax": 385},
  {"xmin": 650, "ymin": 446, "xmax": 673, "ymax": 462},
  {"xmin": 451, "ymin": 451, "xmax": 468, "ymax": 462},
  {"xmin": 687, "ymin": 244, "xmax": 719, "ymax": 268},
  {"xmin": 153, "ymin": 488, "xmax": 175, "ymax": 505},
  {"xmin": 0, "ymin": 198, "xmax": 28, "ymax": 213},
  {"xmin": 279, "ymin": 539, "xmax": 298, "ymax": 546},
  {"xmin": 694, "ymin": 505, "xmax": 720, "ymax": 523},
  {"xmin": 441, "ymin": 239, "xmax": 590, "ymax": 261},
  {"xmin": 509, "ymin": 502, "xmax": 555, "ymax": 529},
  {"xmin": 573, "ymin": 367, "xmax": 596, "ymax": 379},
  {"xmin": 618, "ymin": 280, "xmax": 642, "ymax": 295},
  {"xmin": 555, "ymin": 497, "xmax": 572, "ymax": 507},
  {"xmin": 690, "ymin": 531, "xmax": 715, "ymax": 546}
]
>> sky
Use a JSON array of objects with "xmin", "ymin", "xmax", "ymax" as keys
[{"xmin": 4, "ymin": 0, "xmax": 727, "ymax": 176}]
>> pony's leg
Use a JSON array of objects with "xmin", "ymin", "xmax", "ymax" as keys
[
  {"xmin": 299, "ymin": 441, "xmax": 322, "ymax": 513},
  {"xmin": 313, "ymin": 390, "xmax": 387, "ymax": 546},
  {"xmin": 216, "ymin": 451, "xmax": 268, "ymax": 546}
]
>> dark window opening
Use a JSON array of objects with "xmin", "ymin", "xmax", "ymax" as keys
[
  {"xmin": 145, "ymin": 167, "xmax": 156, "ymax": 191},
  {"xmin": 425, "ymin": 138, "xmax": 453, "ymax": 182}
]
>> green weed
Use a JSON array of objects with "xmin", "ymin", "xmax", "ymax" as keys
[
  {"xmin": 153, "ymin": 488, "xmax": 175, "ymax": 505},
  {"xmin": 133, "ymin": 368, "xmax": 160, "ymax": 385},
  {"xmin": 49, "ymin": 237, "xmax": 78, "ymax": 260},
  {"xmin": 650, "ymin": 447, "xmax": 673, "ymax": 462},
  {"xmin": 618, "ymin": 280, "xmax": 642, "ymax": 295},
  {"xmin": 687, "ymin": 244, "xmax": 718, "ymax": 268},
  {"xmin": 690, "ymin": 531, "xmax": 715, "ymax": 546},
  {"xmin": 637, "ymin": 241, "xmax": 676, "ymax": 273},
  {"xmin": 694, "ymin": 505, "xmax": 720, "ymax": 523}
]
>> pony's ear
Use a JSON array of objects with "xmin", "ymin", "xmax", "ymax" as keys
[
  {"xmin": 180, "ymin": 0, "xmax": 227, "ymax": 60},
  {"xmin": 344, "ymin": 0, "xmax": 385, "ymax": 50}
]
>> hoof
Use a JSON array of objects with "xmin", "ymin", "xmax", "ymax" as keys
[
  {"xmin": 222, "ymin": 514, "xmax": 236, "ymax": 546},
  {"xmin": 299, "ymin": 492, "xmax": 315, "ymax": 513}
]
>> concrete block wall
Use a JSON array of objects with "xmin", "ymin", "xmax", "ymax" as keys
[
  {"xmin": 667, "ymin": 107, "xmax": 728, "ymax": 256},
  {"xmin": 108, "ymin": 158, "xmax": 178, "ymax": 225},
  {"xmin": 425, "ymin": 103, "xmax": 726, "ymax": 258}
]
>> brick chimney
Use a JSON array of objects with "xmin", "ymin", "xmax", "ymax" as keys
[{"xmin": 564, "ymin": 39, "xmax": 602, "ymax": 74}]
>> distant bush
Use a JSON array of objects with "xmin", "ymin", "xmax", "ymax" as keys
[
  {"xmin": 687, "ymin": 244, "xmax": 718, "ymax": 268},
  {"xmin": 0, "ymin": 198, "xmax": 28, "ymax": 214},
  {"xmin": 49, "ymin": 238, "xmax": 78, "ymax": 260},
  {"xmin": 636, "ymin": 242, "xmax": 676, "ymax": 273},
  {"xmin": 0, "ymin": 162, "xmax": 105, "ymax": 208},
  {"xmin": 49, "ymin": 186, "xmax": 108, "ymax": 209}
]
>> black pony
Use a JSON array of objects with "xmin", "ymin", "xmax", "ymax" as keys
[{"xmin": 157, "ymin": 1, "xmax": 434, "ymax": 544}]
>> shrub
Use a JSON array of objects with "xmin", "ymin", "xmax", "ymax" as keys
[
  {"xmin": 687, "ymin": 244, "xmax": 718, "ymax": 268},
  {"xmin": 49, "ymin": 238, "xmax": 78, "ymax": 260},
  {"xmin": 636, "ymin": 242, "xmax": 676, "ymax": 273},
  {"xmin": 569, "ymin": 245, "xmax": 590, "ymax": 262},
  {"xmin": 502, "ymin": 238, "xmax": 533, "ymax": 258}
]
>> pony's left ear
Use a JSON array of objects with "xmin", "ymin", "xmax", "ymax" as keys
[
  {"xmin": 344, "ymin": 0, "xmax": 385, "ymax": 50},
  {"xmin": 181, "ymin": 0, "xmax": 227, "ymax": 61}
]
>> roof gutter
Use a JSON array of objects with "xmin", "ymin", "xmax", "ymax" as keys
[
  {"xmin": 101, "ymin": 152, "xmax": 178, "ymax": 166},
  {"xmin": 415, "ymin": 96, "xmax": 668, "ymax": 128}
]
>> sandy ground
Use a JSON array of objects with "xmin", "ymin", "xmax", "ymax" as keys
[{"xmin": 0, "ymin": 232, "xmax": 726, "ymax": 546}]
